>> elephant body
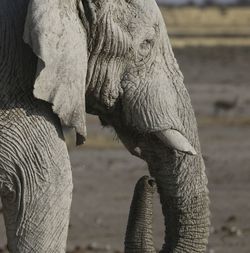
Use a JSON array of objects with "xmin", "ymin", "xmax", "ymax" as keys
[
  {"xmin": 0, "ymin": 2, "xmax": 72, "ymax": 252},
  {"xmin": 0, "ymin": 102, "xmax": 72, "ymax": 252},
  {"xmin": 0, "ymin": 0, "xmax": 210, "ymax": 252}
]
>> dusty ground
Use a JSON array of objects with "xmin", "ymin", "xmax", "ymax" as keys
[{"xmin": 0, "ymin": 7, "xmax": 250, "ymax": 253}]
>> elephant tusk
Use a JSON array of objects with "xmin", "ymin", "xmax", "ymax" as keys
[{"xmin": 155, "ymin": 129, "xmax": 197, "ymax": 155}]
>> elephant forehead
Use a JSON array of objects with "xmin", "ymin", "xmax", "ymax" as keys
[{"xmin": 109, "ymin": 0, "xmax": 159, "ymax": 34}]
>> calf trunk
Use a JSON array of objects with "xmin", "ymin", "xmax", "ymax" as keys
[{"xmin": 125, "ymin": 176, "xmax": 156, "ymax": 253}]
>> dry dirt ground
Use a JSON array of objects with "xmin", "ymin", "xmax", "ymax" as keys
[{"xmin": 0, "ymin": 7, "xmax": 250, "ymax": 253}]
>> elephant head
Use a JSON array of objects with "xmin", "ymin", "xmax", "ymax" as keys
[{"xmin": 24, "ymin": 0, "xmax": 210, "ymax": 252}]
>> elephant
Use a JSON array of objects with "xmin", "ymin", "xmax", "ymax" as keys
[
  {"xmin": 0, "ymin": 0, "xmax": 210, "ymax": 252},
  {"xmin": 125, "ymin": 176, "xmax": 157, "ymax": 253}
]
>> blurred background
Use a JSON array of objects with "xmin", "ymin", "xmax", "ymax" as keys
[{"xmin": 0, "ymin": 1, "xmax": 250, "ymax": 253}]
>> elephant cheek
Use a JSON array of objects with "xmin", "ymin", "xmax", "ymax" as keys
[{"xmin": 121, "ymin": 74, "xmax": 183, "ymax": 135}]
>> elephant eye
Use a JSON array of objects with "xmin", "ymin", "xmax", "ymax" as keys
[{"xmin": 138, "ymin": 39, "xmax": 154, "ymax": 58}]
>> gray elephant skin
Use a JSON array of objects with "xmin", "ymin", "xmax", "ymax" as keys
[{"xmin": 0, "ymin": 0, "xmax": 210, "ymax": 252}]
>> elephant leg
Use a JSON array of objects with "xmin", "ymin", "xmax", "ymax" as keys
[{"xmin": 0, "ymin": 105, "xmax": 72, "ymax": 253}]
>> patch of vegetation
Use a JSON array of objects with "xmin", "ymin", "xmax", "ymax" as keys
[
  {"xmin": 160, "ymin": 6, "xmax": 250, "ymax": 46},
  {"xmin": 198, "ymin": 116, "xmax": 250, "ymax": 127}
]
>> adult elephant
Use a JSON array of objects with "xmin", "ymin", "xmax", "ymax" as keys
[{"xmin": 0, "ymin": 0, "xmax": 210, "ymax": 252}]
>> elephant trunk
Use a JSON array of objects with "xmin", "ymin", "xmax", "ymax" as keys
[
  {"xmin": 125, "ymin": 176, "xmax": 157, "ymax": 253},
  {"xmin": 148, "ymin": 148, "xmax": 210, "ymax": 253}
]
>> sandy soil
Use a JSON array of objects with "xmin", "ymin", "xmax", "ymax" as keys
[{"xmin": 0, "ymin": 46, "xmax": 249, "ymax": 253}]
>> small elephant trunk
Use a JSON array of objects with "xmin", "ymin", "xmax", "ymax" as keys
[{"xmin": 125, "ymin": 176, "xmax": 157, "ymax": 253}]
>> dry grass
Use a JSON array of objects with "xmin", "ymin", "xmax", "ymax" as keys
[
  {"xmin": 160, "ymin": 7, "xmax": 250, "ymax": 27},
  {"xmin": 64, "ymin": 129, "xmax": 122, "ymax": 150},
  {"xmin": 198, "ymin": 116, "xmax": 250, "ymax": 127},
  {"xmin": 170, "ymin": 37, "xmax": 250, "ymax": 47},
  {"xmin": 160, "ymin": 7, "xmax": 250, "ymax": 47},
  {"xmin": 83, "ymin": 135, "xmax": 122, "ymax": 149}
]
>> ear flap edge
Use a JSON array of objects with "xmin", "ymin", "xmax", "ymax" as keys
[{"xmin": 23, "ymin": 0, "xmax": 88, "ymax": 144}]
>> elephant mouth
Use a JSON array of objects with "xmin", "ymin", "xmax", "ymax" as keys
[
  {"xmin": 118, "ymin": 127, "xmax": 197, "ymax": 160},
  {"xmin": 99, "ymin": 112, "xmax": 197, "ymax": 160}
]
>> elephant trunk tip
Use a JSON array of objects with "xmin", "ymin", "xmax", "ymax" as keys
[{"xmin": 148, "ymin": 178, "xmax": 156, "ymax": 188}]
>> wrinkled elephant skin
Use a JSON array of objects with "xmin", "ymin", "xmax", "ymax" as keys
[{"xmin": 0, "ymin": 0, "xmax": 210, "ymax": 252}]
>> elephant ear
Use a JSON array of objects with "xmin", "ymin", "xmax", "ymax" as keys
[{"xmin": 23, "ymin": 0, "xmax": 88, "ymax": 145}]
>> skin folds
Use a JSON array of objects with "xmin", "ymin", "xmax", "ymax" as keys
[{"xmin": 0, "ymin": 0, "xmax": 210, "ymax": 252}]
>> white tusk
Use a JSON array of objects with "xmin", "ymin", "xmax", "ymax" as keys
[{"xmin": 155, "ymin": 129, "xmax": 197, "ymax": 155}]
